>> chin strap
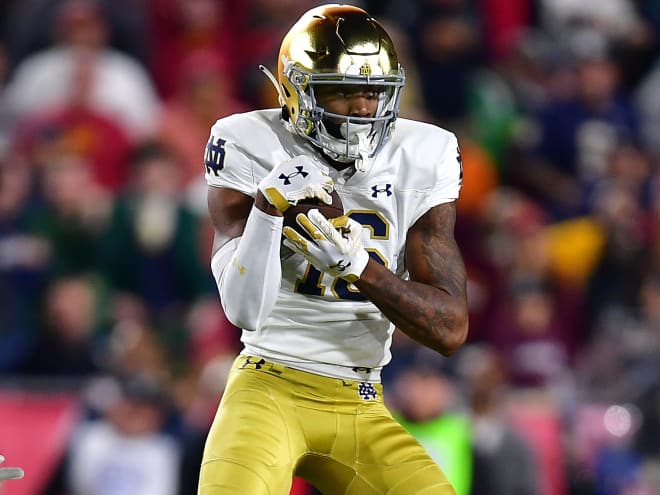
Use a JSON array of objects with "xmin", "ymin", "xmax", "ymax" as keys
[
  {"xmin": 354, "ymin": 130, "xmax": 374, "ymax": 173},
  {"xmin": 318, "ymin": 122, "xmax": 372, "ymax": 162}
]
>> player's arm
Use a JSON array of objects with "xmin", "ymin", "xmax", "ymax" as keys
[
  {"xmin": 208, "ymin": 186, "xmax": 281, "ymax": 254},
  {"xmin": 355, "ymin": 201, "xmax": 468, "ymax": 355},
  {"xmin": 283, "ymin": 199, "xmax": 468, "ymax": 355},
  {"xmin": 208, "ymin": 155, "xmax": 334, "ymax": 330},
  {"xmin": 208, "ymin": 185, "xmax": 284, "ymax": 331}
]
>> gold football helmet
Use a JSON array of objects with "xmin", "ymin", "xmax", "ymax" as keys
[{"xmin": 264, "ymin": 4, "xmax": 405, "ymax": 164}]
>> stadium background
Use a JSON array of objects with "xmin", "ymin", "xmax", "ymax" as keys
[{"xmin": 1, "ymin": 0, "xmax": 660, "ymax": 494}]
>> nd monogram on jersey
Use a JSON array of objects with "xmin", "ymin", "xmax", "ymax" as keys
[{"xmin": 205, "ymin": 109, "xmax": 462, "ymax": 380}]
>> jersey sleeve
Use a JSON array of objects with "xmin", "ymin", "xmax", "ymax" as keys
[
  {"xmin": 425, "ymin": 132, "xmax": 463, "ymax": 208},
  {"xmin": 404, "ymin": 130, "xmax": 463, "ymax": 228},
  {"xmin": 203, "ymin": 118, "xmax": 258, "ymax": 197}
]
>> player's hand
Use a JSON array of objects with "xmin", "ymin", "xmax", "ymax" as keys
[
  {"xmin": 282, "ymin": 209, "xmax": 369, "ymax": 283},
  {"xmin": 0, "ymin": 455, "xmax": 24, "ymax": 482},
  {"xmin": 257, "ymin": 156, "xmax": 334, "ymax": 213}
]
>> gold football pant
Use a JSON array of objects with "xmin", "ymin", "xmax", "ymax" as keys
[{"xmin": 198, "ymin": 355, "xmax": 456, "ymax": 495}]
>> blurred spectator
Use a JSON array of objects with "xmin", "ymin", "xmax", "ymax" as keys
[
  {"xmin": 480, "ymin": 188, "xmax": 549, "ymax": 281},
  {"xmin": 1, "ymin": 0, "xmax": 150, "ymax": 72},
  {"xmin": 539, "ymin": 142, "xmax": 651, "ymax": 290},
  {"xmin": 454, "ymin": 137, "xmax": 500, "ymax": 220},
  {"xmin": 121, "ymin": 299, "xmax": 239, "ymax": 494},
  {"xmin": 0, "ymin": 156, "xmax": 49, "ymax": 371},
  {"xmin": 389, "ymin": 348, "xmax": 473, "ymax": 495},
  {"xmin": 183, "ymin": 298, "xmax": 240, "ymax": 370},
  {"xmin": 457, "ymin": 344, "xmax": 542, "ymax": 495},
  {"xmin": 1, "ymin": 0, "xmax": 160, "ymax": 141},
  {"xmin": 517, "ymin": 29, "xmax": 640, "ymax": 220},
  {"xmin": 577, "ymin": 268, "xmax": 660, "ymax": 406},
  {"xmin": 567, "ymin": 403, "xmax": 651, "ymax": 495},
  {"xmin": 466, "ymin": 28, "xmax": 572, "ymax": 174},
  {"xmin": 453, "ymin": 142, "xmax": 502, "ymax": 342},
  {"xmin": 636, "ymin": 57, "xmax": 660, "ymax": 159},
  {"xmin": 103, "ymin": 319, "xmax": 173, "ymax": 382},
  {"xmin": 43, "ymin": 373, "xmax": 182, "ymax": 495},
  {"xmin": 100, "ymin": 142, "xmax": 212, "ymax": 329},
  {"xmin": 11, "ymin": 98, "xmax": 133, "ymax": 193},
  {"xmin": 478, "ymin": 0, "xmax": 532, "ymax": 63},
  {"xmin": 606, "ymin": 142, "xmax": 654, "ymax": 208},
  {"xmin": 18, "ymin": 273, "xmax": 107, "ymax": 377},
  {"xmin": 585, "ymin": 181, "xmax": 649, "ymax": 337},
  {"xmin": 173, "ymin": 352, "xmax": 234, "ymax": 494},
  {"xmin": 487, "ymin": 278, "xmax": 578, "ymax": 391},
  {"xmin": 235, "ymin": 0, "xmax": 319, "ymax": 107},
  {"xmin": 537, "ymin": 0, "xmax": 644, "ymax": 43},
  {"xmin": 157, "ymin": 49, "xmax": 249, "ymax": 189},
  {"xmin": 0, "ymin": 41, "xmax": 11, "ymax": 153},
  {"xmin": 1, "ymin": 0, "xmax": 72, "ymax": 67},
  {"xmin": 647, "ymin": 177, "xmax": 660, "ymax": 276},
  {"xmin": 537, "ymin": 0, "xmax": 658, "ymax": 89},
  {"xmin": 479, "ymin": 188, "xmax": 586, "ymax": 392},
  {"xmin": 403, "ymin": 0, "xmax": 484, "ymax": 126},
  {"xmin": 31, "ymin": 150, "xmax": 113, "ymax": 277},
  {"xmin": 571, "ymin": 270, "xmax": 660, "ymax": 493},
  {"xmin": 636, "ymin": 381, "xmax": 660, "ymax": 481},
  {"xmin": 144, "ymin": 0, "xmax": 246, "ymax": 100}
]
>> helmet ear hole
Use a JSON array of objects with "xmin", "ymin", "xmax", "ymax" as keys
[{"xmin": 282, "ymin": 84, "xmax": 291, "ymax": 98}]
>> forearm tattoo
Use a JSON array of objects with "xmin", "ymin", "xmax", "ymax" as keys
[{"xmin": 356, "ymin": 202, "xmax": 468, "ymax": 352}]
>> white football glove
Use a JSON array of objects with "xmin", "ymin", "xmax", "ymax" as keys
[
  {"xmin": 0, "ymin": 455, "xmax": 24, "ymax": 482},
  {"xmin": 282, "ymin": 209, "xmax": 370, "ymax": 283},
  {"xmin": 258, "ymin": 156, "xmax": 334, "ymax": 213}
]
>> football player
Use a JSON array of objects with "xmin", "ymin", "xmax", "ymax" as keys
[{"xmin": 199, "ymin": 4, "xmax": 468, "ymax": 494}]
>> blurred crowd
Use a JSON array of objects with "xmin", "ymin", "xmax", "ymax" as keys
[{"xmin": 1, "ymin": 0, "xmax": 660, "ymax": 494}]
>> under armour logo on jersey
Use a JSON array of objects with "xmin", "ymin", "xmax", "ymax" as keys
[
  {"xmin": 241, "ymin": 357, "xmax": 266, "ymax": 369},
  {"xmin": 279, "ymin": 166, "xmax": 309, "ymax": 185},
  {"xmin": 358, "ymin": 382, "xmax": 378, "ymax": 401},
  {"xmin": 371, "ymin": 184, "xmax": 392, "ymax": 198}
]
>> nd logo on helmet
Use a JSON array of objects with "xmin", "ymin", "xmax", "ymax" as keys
[{"xmin": 359, "ymin": 63, "xmax": 372, "ymax": 76}]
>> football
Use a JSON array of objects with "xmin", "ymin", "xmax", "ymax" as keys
[{"xmin": 283, "ymin": 190, "xmax": 344, "ymax": 237}]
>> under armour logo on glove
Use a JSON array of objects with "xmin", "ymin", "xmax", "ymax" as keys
[
  {"xmin": 358, "ymin": 382, "xmax": 378, "ymax": 400},
  {"xmin": 279, "ymin": 166, "xmax": 309, "ymax": 185},
  {"xmin": 329, "ymin": 259, "xmax": 351, "ymax": 272}
]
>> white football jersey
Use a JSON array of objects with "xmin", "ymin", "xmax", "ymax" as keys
[{"xmin": 205, "ymin": 109, "xmax": 462, "ymax": 381}]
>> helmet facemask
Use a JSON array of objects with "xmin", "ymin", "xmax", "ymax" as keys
[{"xmin": 283, "ymin": 60, "xmax": 405, "ymax": 163}]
